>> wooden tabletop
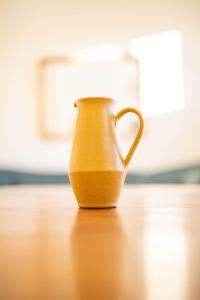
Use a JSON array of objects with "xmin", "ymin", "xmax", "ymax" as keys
[{"xmin": 0, "ymin": 185, "xmax": 200, "ymax": 300}]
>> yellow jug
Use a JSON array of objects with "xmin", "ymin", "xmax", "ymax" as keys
[{"xmin": 69, "ymin": 97, "xmax": 144, "ymax": 208}]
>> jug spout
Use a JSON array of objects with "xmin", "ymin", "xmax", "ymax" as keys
[{"xmin": 74, "ymin": 97, "xmax": 114, "ymax": 106}]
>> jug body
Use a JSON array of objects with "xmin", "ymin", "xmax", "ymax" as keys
[{"xmin": 69, "ymin": 97, "xmax": 144, "ymax": 208}]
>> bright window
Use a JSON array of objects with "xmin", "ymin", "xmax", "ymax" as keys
[{"xmin": 130, "ymin": 31, "xmax": 185, "ymax": 116}]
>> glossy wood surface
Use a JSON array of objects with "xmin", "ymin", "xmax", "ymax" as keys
[{"xmin": 0, "ymin": 185, "xmax": 200, "ymax": 300}]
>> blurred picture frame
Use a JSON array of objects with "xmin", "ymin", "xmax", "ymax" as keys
[{"xmin": 37, "ymin": 53, "xmax": 140, "ymax": 140}]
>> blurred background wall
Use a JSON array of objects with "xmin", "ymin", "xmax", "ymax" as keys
[{"xmin": 0, "ymin": 0, "xmax": 199, "ymax": 176}]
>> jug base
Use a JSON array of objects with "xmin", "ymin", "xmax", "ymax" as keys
[{"xmin": 79, "ymin": 202, "xmax": 116, "ymax": 209}]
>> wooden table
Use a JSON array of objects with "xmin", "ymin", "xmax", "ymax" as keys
[{"xmin": 0, "ymin": 185, "xmax": 200, "ymax": 300}]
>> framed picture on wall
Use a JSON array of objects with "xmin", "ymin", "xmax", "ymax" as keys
[{"xmin": 37, "ymin": 52, "xmax": 140, "ymax": 140}]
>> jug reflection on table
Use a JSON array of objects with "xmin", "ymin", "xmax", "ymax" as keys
[{"xmin": 69, "ymin": 97, "xmax": 144, "ymax": 208}]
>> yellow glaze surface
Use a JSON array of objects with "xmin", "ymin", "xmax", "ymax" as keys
[{"xmin": 69, "ymin": 97, "xmax": 144, "ymax": 208}]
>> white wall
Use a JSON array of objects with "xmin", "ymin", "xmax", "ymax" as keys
[{"xmin": 0, "ymin": 0, "xmax": 200, "ymax": 173}]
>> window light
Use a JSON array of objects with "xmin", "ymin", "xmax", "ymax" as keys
[
  {"xmin": 76, "ymin": 44, "xmax": 122, "ymax": 63},
  {"xmin": 130, "ymin": 31, "xmax": 185, "ymax": 117}
]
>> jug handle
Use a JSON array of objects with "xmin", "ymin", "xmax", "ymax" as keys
[{"xmin": 114, "ymin": 107, "xmax": 144, "ymax": 168}]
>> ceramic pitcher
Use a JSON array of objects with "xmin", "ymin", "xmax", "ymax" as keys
[{"xmin": 69, "ymin": 97, "xmax": 144, "ymax": 208}]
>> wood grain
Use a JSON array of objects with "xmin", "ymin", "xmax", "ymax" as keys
[{"xmin": 0, "ymin": 185, "xmax": 200, "ymax": 300}]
